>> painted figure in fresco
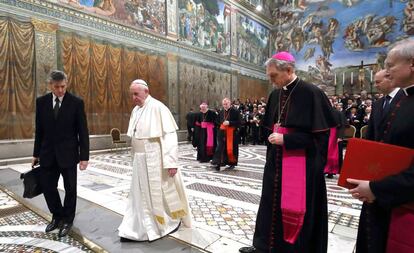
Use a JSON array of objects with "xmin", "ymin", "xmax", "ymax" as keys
[
  {"xmin": 83, "ymin": 0, "xmax": 116, "ymax": 16},
  {"xmin": 303, "ymin": 47, "xmax": 315, "ymax": 61},
  {"xmin": 327, "ymin": 18, "xmax": 339, "ymax": 38},
  {"xmin": 344, "ymin": 24, "xmax": 363, "ymax": 51},
  {"xmin": 316, "ymin": 55, "xmax": 332, "ymax": 80},
  {"xmin": 289, "ymin": 26, "xmax": 304, "ymax": 52},
  {"xmin": 321, "ymin": 36, "xmax": 334, "ymax": 59},
  {"xmin": 305, "ymin": 23, "xmax": 321, "ymax": 45},
  {"xmin": 364, "ymin": 15, "xmax": 396, "ymax": 47},
  {"xmin": 403, "ymin": 1, "xmax": 414, "ymax": 35}
]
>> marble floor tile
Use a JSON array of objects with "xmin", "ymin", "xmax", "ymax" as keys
[
  {"xmin": 332, "ymin": 224, "xmax": 358, "ymax": 239},
  {"xmin": 171, "ymin": 226, "xmax": 220, "ymax": 249},
  {"xmin": 205, "ymin": 236, "xmax": 249, "ymax": 253},
  {"xmin": 328, "ymin": 233, "xmax": 356, "ymax": 253}
]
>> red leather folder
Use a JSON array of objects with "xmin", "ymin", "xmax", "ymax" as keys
[{"xmin": 338, "ymin": 138, "xmax": 414, "ymax": 189}]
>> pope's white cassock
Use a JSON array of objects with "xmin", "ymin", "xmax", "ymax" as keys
[{"xmin": 118, "ymin": 95, "xmax": 191, "ymax": 241}]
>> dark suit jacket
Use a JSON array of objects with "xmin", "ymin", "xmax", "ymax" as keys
[
  {"xmin": 366, "ymin": 90, "xmax": 404, "ymax": 141},
  {"xmin": 33, "ymin": 92, "xmax": 89, "ymax": 168}
]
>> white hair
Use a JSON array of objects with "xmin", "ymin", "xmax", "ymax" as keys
[{"xmin": 388, "ymin": 38, "xmax": 414, "ymax": 62}]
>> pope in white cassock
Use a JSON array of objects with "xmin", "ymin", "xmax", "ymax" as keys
[{"xmin": 118, "ymin": 79, "xmax": 191, "ymax": 242}]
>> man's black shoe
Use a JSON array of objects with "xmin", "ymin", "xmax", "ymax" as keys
[
  {"xmin": 214, "ymin": 166, "xmax": 220, "ymax": 171},
  {"xmin": 239, "ymin": 246, "xmax": 256, "ymax": 253},
  {"xmin": 45, "ymin": 219, "xmax": 61, "ymax": 233},
  {"xmin": 120, "ymin": 237, "xmax": 137, "ymax": 242},
  {"xmin": 227, "ymin": 165, "xmax": 235, "ymax": 170},
  {"xmin": 326, "ymin": 174, "xmax": 334, "ymax": 179},
  {"xmin": 58, "ymin": 223, "xmax": 72, "ymax": 237}
]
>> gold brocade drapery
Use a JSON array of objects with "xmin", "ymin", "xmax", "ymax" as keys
[
  {"xmin": 59, "ymin": 32, "xmax": 167, "ymax": 135},
  {"xmin": 0, "ymin": 17, "xmax": 35, "ymax": 140}
]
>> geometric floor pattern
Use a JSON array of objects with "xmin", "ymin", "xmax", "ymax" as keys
[
  {"xmin": 0, "ymin": 189, "xmax": 94, "ymax": 253},
  {"xmin": 1, "ymin": 143, "xmax": 359, "ymax": 252}
]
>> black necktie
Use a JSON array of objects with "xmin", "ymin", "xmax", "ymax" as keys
[
  {"xmin": 382, "ymin": 95, "xmax": 391, "ymax": 117},
  {"xmin": 54, "ymin": 97, "xmax": 60, "ymax": 119}
]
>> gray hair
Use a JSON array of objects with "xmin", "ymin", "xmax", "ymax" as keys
[
  {"xmin": 388, "ymin": 38, "xmax": 414, "ymax": 62},
  {"xmin": 48, "ymin": 70, "xmax": 67, "ymax": 83},
  {"xmin": 264, "ymin": 57, "xmax": 295, "ymax": 71}
]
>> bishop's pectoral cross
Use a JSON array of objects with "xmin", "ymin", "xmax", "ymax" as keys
[{"xmin": 274, "ymin": 122, "xmax": 281, "ymax": 133}]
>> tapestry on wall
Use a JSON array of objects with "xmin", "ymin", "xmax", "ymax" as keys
[
  {"xmin": 56, "ymin": 0, "xmax": 166, "ymax": 35},
  {"xmin": 178, "ymin": 0, "xmax": 231, "ymax": 55},
  {"xmin": 269, "ymin": 0, "xmax": 413, "ymax": 94}
]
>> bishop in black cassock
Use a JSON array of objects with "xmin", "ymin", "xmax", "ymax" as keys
[
  {"xmin": 193, "ymin": 103, "xmax": 217, "ymax": 163},
  {"xmin": 240, "ymin": 52, "xmax": 336, "ymax": 253}
]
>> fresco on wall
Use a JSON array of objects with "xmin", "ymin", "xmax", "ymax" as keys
[
  {"xmin": 269, "ymin": 0, "xmax": 413, "ymax": 94},
  {"xmin": 178, "ymin": 0, "xmax": 231, "ymax": 55},
  {"xmin": 236, "ymin": 13, "xmax": 269, "ymax": 65},
  {"xmin": 57, "ymin": 0, "xmax": 166, "ymax": 35},
  {"xmin": 167, "ymin": 0, "xmax": 178, "ymax": 35}
]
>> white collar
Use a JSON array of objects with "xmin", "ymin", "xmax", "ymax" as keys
[
  {"xmin": 282, "ymin": 77, "xmax": 298, "ymax": 91},
  {"xmin": 387, "ymin": 88, "xmax": 400, "ymax": 98},
  {"xmin": 403, "ymin": 84, "xmax": 414, "ymax": 96},
  {"xmin": 52, "ymin": 93, "xmax": 64, "ymax": 102}
]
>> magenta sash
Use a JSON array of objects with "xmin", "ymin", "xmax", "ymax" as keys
[
  {"xmin": 274, "ymin": 125, "xmax": 306, "ymax": 244},
  {"xmin": 387, "ymin": 206, "xmax": 414, "ymax": 253},
  {"xmin": 323, "ymin": 127, "xmax": 339, "ymax": 174},
  {"xmin": 201, "ymin": 122, "xmax": 214, "ymax": 155}
]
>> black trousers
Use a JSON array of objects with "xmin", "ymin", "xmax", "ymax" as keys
[
  {"xmin": 40, "ymin": 158, "xmax": 77, "ymax": 223},
  {"xmin": 187, "ymin": 126, "xmax": 193, "ymax": 141}
]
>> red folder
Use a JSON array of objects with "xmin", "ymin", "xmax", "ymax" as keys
[{"xmin": 338, "ymin": 138, "xmax": 414, "ymax": 189}]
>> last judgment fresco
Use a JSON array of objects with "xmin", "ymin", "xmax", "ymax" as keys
[{"xmin": 269, "ymin": 0, "xmax": 414, "ymax": 94}]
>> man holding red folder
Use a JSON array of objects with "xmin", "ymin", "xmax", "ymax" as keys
[{"xmin": 348, "ymin": 39, "xmax": 414, "ymax": 253}]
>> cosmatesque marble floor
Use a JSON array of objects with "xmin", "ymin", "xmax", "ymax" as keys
[{"xmin": 1, "ymin": 143, "xmax": 358, "ymax": 252}]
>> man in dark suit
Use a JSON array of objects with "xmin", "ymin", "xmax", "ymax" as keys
[
  {"xmin": 185, "ymin": 108, "xmax": 195, "ymax": 142},
  {"xmin": 366, "ymin": 69, "xmax": 404, "ymax": 141},
  {"xmin": 348, "ymin": 38, "xmax": 414, "ymax": 253},
  {"xmin": 32, "ymin": 70, "xmax": 89, "ymax": 237}
]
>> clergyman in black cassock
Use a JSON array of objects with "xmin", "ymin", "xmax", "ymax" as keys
[
  {"xmin": 193, "ymin": 103, "xmax": 217, "ymax": 163},
  {"xmin": 240, "ymin": 52, "xmax": 336, "ymax": 253},
  {"xmin": 211, "ymin": 98, "xmax": 241, "ymax": 170},
  {"xmin": 349, "ymin": 39, "xmax": 414, "ymax": 253}
]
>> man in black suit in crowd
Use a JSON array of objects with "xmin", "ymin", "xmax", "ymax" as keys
[
  {"xmin": 365, "ymin": 69, "xmax": 404, "ymax": 141},
  {"xmin": 185, "ymin": 108, "xmax": 195, "ymax": 142},
  {"xmin": 32, "ymin": 70, "xmax": 89, "ymax": 237}
]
